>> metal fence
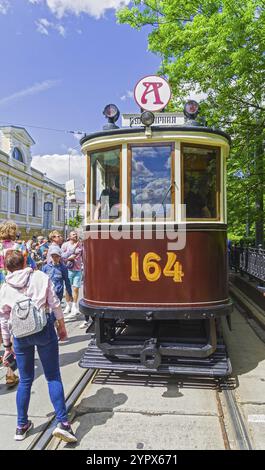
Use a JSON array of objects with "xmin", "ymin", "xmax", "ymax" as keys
[{"xmin": 229, "ymin": 245, "xmax": 265, "ymax": 283}]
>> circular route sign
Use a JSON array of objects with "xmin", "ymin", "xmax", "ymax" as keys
[{"xmin": 134, "ymin": 75, "xmax": 171, "ymax": 112}]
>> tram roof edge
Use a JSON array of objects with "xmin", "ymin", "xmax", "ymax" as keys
[{"xmin": 80, "ymin": 126, "xmax": 231, "ymax": 146}]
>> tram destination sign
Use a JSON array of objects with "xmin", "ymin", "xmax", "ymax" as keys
[{"xmin": 122, "ymin": 113, "xmax": 185, "ymax": 128}]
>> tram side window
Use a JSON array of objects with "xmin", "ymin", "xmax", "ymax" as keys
[
  {"xmin": 90, "ymin": 148, "xmax": 120, "ymax": 221},
  {"xmin": 183, "ymin": 146, "xmax": 219, "ymax": 220},
  {"xmin": 130, "ymin": 145, "xmax": 173, "ymax": 220}
]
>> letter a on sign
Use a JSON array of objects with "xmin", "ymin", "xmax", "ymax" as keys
[{"xmin": 134, "ymin": 75, "xmax": 171, "ymax": 112}]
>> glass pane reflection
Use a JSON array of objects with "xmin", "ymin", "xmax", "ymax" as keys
[
  {"xmin": 91, "ymin": 148, "xmax": 120, "ymax": 220},
  {"xmin": 131, "ymin": 145, "xmax": 173, "ymax": 220},
  {"xmin": 183, "ymin": 146, "xmax": 218, "ymax": 219}
]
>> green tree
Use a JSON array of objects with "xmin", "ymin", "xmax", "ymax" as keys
[
  {"xmin": 118, "ymin": 0, "xmax": 265, "ymax": 244},
  {"xmin": 68, "ymin": 205, "xmax": 83, "ymax": 229}
]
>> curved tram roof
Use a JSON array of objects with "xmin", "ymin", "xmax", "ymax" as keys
[{"xmin": 80, "ymin": 126, "xmax": 231, "ymax": 146}]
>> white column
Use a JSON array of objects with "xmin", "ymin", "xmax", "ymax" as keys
[
  {"xmin": 26, "ymin": 183, "xmax": 30, "ymax": 224},
  {"xmin": 53, "ymin": 195, "xmax": 56, "ymax": 227},
  {"xmin": 7, "ymin": 176, "xmax": 11, "ymax": 218},
  {"xmin": 41, "ymin": 191, "xmax": 45, "ymax": 228}
]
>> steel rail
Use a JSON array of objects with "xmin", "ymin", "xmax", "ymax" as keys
[
  {"xmin": 220, "ymin": 385, "xmax": 253, "ymax": 450},
  {"xmin": 28, "ymin": 368, "xmax": 97, "ymax": 450},
  {"xmin": 28, "ymin": 366, "xmax": 253, "ymax": 451}
]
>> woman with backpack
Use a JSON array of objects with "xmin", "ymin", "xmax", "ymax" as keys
[
  {"xmin": 0, "ymin": 221, "xmax": 20, "ymax": 388},
  {"xmin": 0, "ymin": 251, "xmax": 77, "ymax": 443}
]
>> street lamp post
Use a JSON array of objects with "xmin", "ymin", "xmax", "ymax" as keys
[{"xmin": 66, "ymin": 143, "xmax": 81, "ymax": 239}]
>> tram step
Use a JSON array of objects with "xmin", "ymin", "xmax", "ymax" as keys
[{"xmin": 79, "ymin": 343, "xmax": 232, "ymax": 377}]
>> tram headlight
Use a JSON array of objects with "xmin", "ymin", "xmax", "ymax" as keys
[
  {"xmin": 184, "ymin": 100, "xmax": 199, "ymax": 120},
  {"xmin": 103, "ymin": 104, "xmax": 120, "ymax": 130},
  {"xmin": 140, "ymin": 111, "xmax": 155, "ymax": 127},
  {"xmin": 103, "ymin": 104, "xmax": 120, "ymax": 122}
]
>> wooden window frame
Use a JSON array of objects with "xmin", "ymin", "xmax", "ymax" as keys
[
  {"xmin": 87, "ymin": 145, "xmax": 122, "ymax": 223},
  {"xmin": 128, "ymin": 143, "xmax": 175, "ymax": 223},
  {"xmin": 181, "ymin": 143, "xmax": 221, "ymax": 222}
]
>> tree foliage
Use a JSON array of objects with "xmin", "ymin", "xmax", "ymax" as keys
[
  {"xmin": 117, "ymin": 0, "xmax": 265, "ymax": 241},
  {"xmin": 68, "ymin": 205, "xmax": 83, "ymax": 229}
]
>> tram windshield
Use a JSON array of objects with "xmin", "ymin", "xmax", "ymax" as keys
[
  {"xmin": 90, "ymin": 147, "xmax": 120, "ymax": 221},
  {"xmin": 182, "ymin": 145, "xmax": 219, "ymax": 220},
  {"xmin": 130, "ymin": 144, "xmax": 174, "ymax": 220}
]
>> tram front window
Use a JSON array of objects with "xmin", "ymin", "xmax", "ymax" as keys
[
  {"xmin": 182, "ymin": 145, "xmax": 219, "ymax": 220},
  {"xmin": 130, "ymin": 144, "xmax": 174, "ymax": 220},
  {"xmin": 90, "ymin": 148, "xmax": 120, "ymax": 221}
]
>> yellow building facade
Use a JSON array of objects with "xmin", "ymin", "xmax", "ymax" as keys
[{"xmin": 0, "ymin": 126, "xmax": 65, "ymax": 239}]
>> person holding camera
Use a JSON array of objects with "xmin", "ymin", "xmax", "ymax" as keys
[{"xmin": 61, "ymin": 231, "xmax": 83, "ymax": 320}]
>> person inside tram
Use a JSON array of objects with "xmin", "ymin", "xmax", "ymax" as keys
[
  {"xmin": 184, "ymin": 179, "xmax": 211, "ymax": 218},
  {"xmin": 94, "ymin": 175, "xmax": 120, "ymax": 220}
]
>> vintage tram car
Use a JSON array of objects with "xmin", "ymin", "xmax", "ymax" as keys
[{"xmin": 79, "ymin": 105, "xmax": 233, "ymax": 377}]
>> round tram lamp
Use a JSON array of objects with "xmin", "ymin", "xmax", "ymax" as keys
[
  {"xmin": 183, "ymin": 100, "xmax": 200, "ymax": 120},
  {"xmin": 103, "ymin": 104, "xmax": 120, "ymax": 129},
  {"xmin": 140, "ymin": 111, "xmax": 155, "ymax": 127}
]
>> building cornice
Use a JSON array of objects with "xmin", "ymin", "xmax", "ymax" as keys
[
  {"xmin": 0, "ymin": 126, "xmax": 35, "ymax": 145},
  {"xmin": 0, "ymin": 155, "xmax": 65, "ymax": 195}
]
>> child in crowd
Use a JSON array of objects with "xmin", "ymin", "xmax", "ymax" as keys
[{"xmin": 43, "ymin": 246, "xmax": 73, "ymax": 303}]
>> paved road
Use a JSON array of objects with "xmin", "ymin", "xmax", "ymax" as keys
[
  {"xmin": 1, "ymin": 305, "xmax": 265, "ymax": 450},
  {"xmin": 0, "ymin": 313, "xmax": 88, "ymax": 450}
]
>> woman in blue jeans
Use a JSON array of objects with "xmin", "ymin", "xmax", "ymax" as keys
[{"xmin": 0, "ymin": 251, "xmax": 77, "ymax": 443}]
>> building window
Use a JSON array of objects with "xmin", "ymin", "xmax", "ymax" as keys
[
  {"xmin": 12, "ymin": 147, "xmax": 24, "ymax": 163},
  {"xmin": 15, "ymin": 186, "xmax": 20, "ymax": 214},
  {"xmin": 57, "ymin": 205, "xmax": 61, "ymax": 222},
  {"xmin": 32, "ymin": 193, "xmax": 37, "ymax": 217}
]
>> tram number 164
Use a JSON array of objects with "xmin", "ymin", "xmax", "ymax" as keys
[{"xmin": 130, "ymin": 252, "xmax": 184, "ymax": 283}]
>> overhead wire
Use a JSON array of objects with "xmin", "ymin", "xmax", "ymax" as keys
[{"xmin": 0, "ymin": 121, "xmax": 86, "ymax": 135}]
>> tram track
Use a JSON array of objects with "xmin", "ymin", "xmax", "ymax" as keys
[
  {"xmin": 28, "ymin": 364, "xmax": 253, "ymax": 450},
  {"xmin": 29, "ymin": 315, "xmax": 254, "ymax": 450},
  {"xmin": 28, "ymin": 368, "xmax": 98, "ymax": 450},
  {"xmin": 219, "ymin": 383, "xmax": 253, "ymax": 450}
]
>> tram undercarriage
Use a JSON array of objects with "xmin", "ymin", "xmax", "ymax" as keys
[{"xmin": 79, "ymin": 305, "xmax": 232, "ymax": 377}]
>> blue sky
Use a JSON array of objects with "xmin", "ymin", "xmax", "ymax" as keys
[{"xmin": 0, "ymin": 0, "xmax": 160, "ymax": 186}]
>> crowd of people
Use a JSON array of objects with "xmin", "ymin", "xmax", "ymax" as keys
[{"xmin": 0, "ymin": 220, "xmax": 85, "ymax": 444}]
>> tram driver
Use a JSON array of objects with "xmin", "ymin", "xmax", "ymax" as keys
[
  {"xmin": 184, "ymin": 180, "xmax": 211, "ymax": 219},
  {"xmin": 94, "ymin": 175, "xmax": 120, "ymax": 220}
]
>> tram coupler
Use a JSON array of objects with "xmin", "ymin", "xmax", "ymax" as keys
[{"xmin": 140, "ymin": 339, "xmax": 161, "ymax": 369}]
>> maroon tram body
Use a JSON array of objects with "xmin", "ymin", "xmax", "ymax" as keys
[
  {"xmin": 82, "ymin": 226, "xmax": 228, "ymax": 309},
  {"xmin": 79, "ymin": 120, "xmax": 233, "ymax": 376}
]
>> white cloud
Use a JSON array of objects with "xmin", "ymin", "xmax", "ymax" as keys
[
  {"xmin": 36, "ymin": 18, "xmax": 50, "ymax": 35},
  {"xmin": 28, "ymin": 0, "xmax": 130, "ymax": 19},
  {"xmin": 0, "ymin": 80, "xmax": 60, "ymax": 107},
  {"xmin": 120, "ymin": 90, "xmax": 134, "ymax": 101},
  {"xmin": 36, "ymin": 17, "xmax": 66, "ymax": 36},
  {"xmin": 32, "ymin": 153, "xmax": 85, "ymax": 190},
  {"xmin": 132, "ymin": 159, "xmax": 152, "ymax": 178},
  {"xmin": 0, "ymin": 0, "xmax": 10, "ymax": 14},
  {"xmin": 56, "ymin": 23, "xmax": 66, "ymax": 36},
  {"xmin": 135, "ymin": 178, "xmax": 170, "ymax": 204}
]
